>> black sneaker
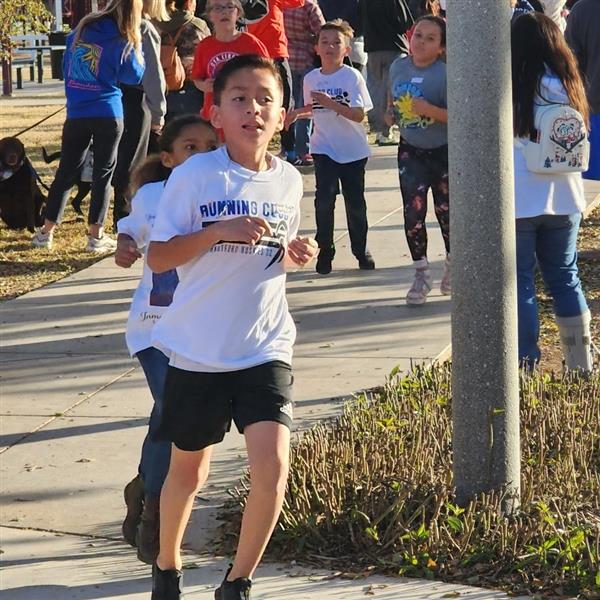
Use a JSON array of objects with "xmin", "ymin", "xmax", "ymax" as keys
[
  {"xmin": 122, "ymin": 474, "xmax": 144, "ymax": 547},
  {"xmin": 214, "ymin": 565, "xmax": 251, "ymax": 600},
  {"xmin": 357, "ymin": 251, "xmax": 375, "ymax": 270},
  {"xmin": 136, "ymin": 496, "xmax": 160, "ymax": 564},
  {"xmin": 316, "ymin": 246, "xmax": 335, "ymax": 275},
  {"xmin": 152, "ymin": 563, "xmax": 183, "ymax": 600}
]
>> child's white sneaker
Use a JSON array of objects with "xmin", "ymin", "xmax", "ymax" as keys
[
  {"xmin": 440, "ymin": 255, "xmax": 451, "ymax": 296},
  {"xmin": 86, "ymin": 234, "xmax": 117, "ymax": 253},
  {"xmin": 406, "ymin": 267, "xmax": 433, "ymax": 305},
  {"xmin": 31, "ymin": 228, "xmax": 53, "ymax": 249}
]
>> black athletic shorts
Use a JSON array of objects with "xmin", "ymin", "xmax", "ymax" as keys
[{"xmin": 155, "ymin": 360, "xmax": 294, "ymax": 451}]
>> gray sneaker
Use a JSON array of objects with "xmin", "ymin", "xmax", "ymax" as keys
[
  {"xmin": 406, "ymin": 268, "xmax": 433, "ymax": 306},
  {"xmin": 31, "ymin": 228, "xmax": 53, "ymax": 249},
  {"xmin": 86, "ymin": 234, "xmax": 117, "ymax": 253},
  {"xmin": 440, "ymin": 255, "xmax": 451, "ymax": 296}
]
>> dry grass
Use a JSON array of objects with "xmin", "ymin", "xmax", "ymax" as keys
[
  {"xmin": 0, "ymin": 104, "xmax": 113, "ymax": 301},
  {"xmin": 221, "ymin": 364, "xmax": 600, "ymax": 598}
]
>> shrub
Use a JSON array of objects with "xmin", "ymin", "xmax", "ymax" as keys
[{"xmin": 222, "ymin": 364, "xmax": 600, "ymax": 598}]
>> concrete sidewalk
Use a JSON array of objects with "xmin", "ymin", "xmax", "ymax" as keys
[{"xmin": 1, "ymin": 145, "xmax": 528, "ymax": 599}]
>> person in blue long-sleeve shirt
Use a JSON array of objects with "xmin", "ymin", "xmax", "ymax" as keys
[{"xmin": 32, "ymin": 0, "xmax": 145, "ymax": 253}]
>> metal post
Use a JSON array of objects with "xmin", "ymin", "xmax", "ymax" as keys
[
  {"xmin": 446, "ymin": 1, "xmax": 521, "ymax": 513},
  {"xmin": 54, "ymin": 0, "xmax": 63, "ymax": 31}
]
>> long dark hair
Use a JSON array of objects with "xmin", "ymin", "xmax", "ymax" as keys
[
  {"xmin": 511, "ymin": 12, "xmax": 588, "ymax": 138},
  {"xmin": 129, "ymin": 115, "xmax": 214, "ymax": 193}
]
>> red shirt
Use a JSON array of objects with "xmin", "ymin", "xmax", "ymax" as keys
[
  {"xmin": 247, "ymin": 0, "xmax": 305, "ymax": 59},
  {"xmin": 191, "ymin": 32, "xmax": 269, "ymax": 119}
]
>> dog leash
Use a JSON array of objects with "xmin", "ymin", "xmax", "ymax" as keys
[
  {"xmin": 25, "ymin": 157, "xmax": 50, "ymax": 192},
  {"xmin": 13, "ymin": 105, "xmax": 65, "ymax": 138}
]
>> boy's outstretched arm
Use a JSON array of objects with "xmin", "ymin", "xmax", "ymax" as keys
[
  {"xmin": 284, "ymin": 236, "xmax": 318, "ymax": 270},
  {"xmin": 284, "ymin": 106, "xmax": 313, "ymax": 130},
  {"xmin": 148, "ymin": 217, "xmax": 273, "ymax": 273}
]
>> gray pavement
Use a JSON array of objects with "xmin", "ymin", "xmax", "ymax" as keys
[{"xmin": 2, "ymin": 142, "xmax": 578, "ymax": 600}]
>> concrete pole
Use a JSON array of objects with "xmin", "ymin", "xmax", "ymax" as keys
[{"xmin": 446, "ymin": 1, "xmax": 521, "ymax": 513}]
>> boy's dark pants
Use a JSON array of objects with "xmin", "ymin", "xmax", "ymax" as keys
[{"xmin": 313, "ymin": 154, "xmax": 368, "ymax": 258}]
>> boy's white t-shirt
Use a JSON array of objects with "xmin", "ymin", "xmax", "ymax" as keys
[
  {"xmin": 150, "ymin": 146, "xmax": 302, "ymax": 372},
  {"xmin": 117, "ymin": 180, "xmax": 179, "ymax": 356},
  {"xmin": 303, "ymin": 65, "xmax": 372, "ymax": 164}
]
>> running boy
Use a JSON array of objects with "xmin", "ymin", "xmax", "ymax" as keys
[
  {"xmin": 285, "ymin": 19, "xmax": 375, "ymax": 275},
  {"xmin": 146, "ymin": 54, "xmax": 318, "ymax": 600}
]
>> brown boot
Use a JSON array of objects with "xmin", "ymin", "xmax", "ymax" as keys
[
  {"xmin": 136, "ymin": 495, "xmax": 160, "ymax": 564},
  {"xmin": 122, "ymin": 474, "xmax": 144, "ymax": 547}
]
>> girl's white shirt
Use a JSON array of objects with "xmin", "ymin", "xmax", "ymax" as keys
[
  {"xmin": 513, "ymin": 70, "xmax": 586, "ymax": 219},
  {"xmin": 117, "ymin": 180, "xmax": 171, "ymax": 356}
]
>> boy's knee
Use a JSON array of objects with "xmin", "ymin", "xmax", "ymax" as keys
[
  {"xmin": 169, "ymin": 459, "xmax": 211, "ymax": 495},
  {"xmin": 250, "ymin": 459, "xmax": 289, "ymax": 497}
]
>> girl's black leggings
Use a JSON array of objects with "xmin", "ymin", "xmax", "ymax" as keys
[
  {"xmin": 397, "ymin": 140, "xmax": 450, "ymax": 262},
  {"xmin": 44, "ymin": 116, "xmax": 123, "ymax": 227}
]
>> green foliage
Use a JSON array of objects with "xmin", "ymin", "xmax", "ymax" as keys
[
  {"xmin": 0, "ymin": 0, "xmax": 52, "ymax": 60},
  {"xmin": 221, "ymin": 364, "xmax": 600, "ymax": 598}
]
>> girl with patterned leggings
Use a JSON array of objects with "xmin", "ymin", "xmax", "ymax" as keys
[{"xmin": 386, "ymin": 15, "xmax": 449, "ymax": 305}]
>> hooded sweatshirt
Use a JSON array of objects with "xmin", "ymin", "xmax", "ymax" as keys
[
  {"xmin": 64, "ymin": 16, "xmax": 145, "ymax": 119},
  {"xmin": 139, "ymin": 19, "xmax": 167, "ymax": 127}
]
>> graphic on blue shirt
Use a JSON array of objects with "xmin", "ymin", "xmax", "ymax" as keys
[
  {"xmin": 69, "ymin": 41, "xmax": 103, "ymax": 85},
  {"xmin": 392, "ymin": 81, "xmax": 434, "ymax": 129},
  {"xmin": 150, "ymin": 269, "xmax": 179, "ymax": 307}
]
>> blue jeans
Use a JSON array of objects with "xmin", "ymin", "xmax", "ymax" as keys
[
  {"xmin": 291, "ymin": 69, "xmax": 311, "ymax": 158},
  {"xmin": 136, "ymin": 347, "xmax": 171, "ymax": 499},
  {"xmin": 516, "ymin": 213, "xmax": 588, "ymax": 367}
]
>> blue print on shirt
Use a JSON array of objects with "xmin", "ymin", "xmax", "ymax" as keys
[
  {"xmin": 392, "ymin": 81, "xmax": 434, "ymax": 129},
  {"xmin": 150, "ymin": 269, "xmax": 179, "ymax": 307},
  {"xmin": 69, "ymin": 41, "xmax": 102, "ymax": 83}
]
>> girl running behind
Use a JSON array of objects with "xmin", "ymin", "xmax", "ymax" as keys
[
  {"xmin": 386, "ymin": 15, "xmax": 449, "ymax": 306},
  {"xmin": 115, "ymin": 115, "xmax": 219, "ymax": 565}
]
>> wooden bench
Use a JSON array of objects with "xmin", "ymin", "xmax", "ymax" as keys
[{"xmin": 10, "ymin": 34, "xmax": 48, "ymax": 88}]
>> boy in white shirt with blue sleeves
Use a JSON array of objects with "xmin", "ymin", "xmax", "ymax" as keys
[{"xmin": 146, "ymin": 54, "xmax": 318, "ymax": 600}]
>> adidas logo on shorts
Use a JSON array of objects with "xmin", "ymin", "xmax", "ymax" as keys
[{"xmin": 279, "ymin": 402, "xmax": 293, "ymax": 420}]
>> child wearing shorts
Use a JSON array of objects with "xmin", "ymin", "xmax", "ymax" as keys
[{"xmin": 146, "ymin": 54, "xmax": 318, "ymax": 600}]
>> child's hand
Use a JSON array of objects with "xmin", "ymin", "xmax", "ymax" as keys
[
  {"xmin": 286, "ymin": 236, "xmax": 318, "ymax": 267},
  {"xmin": 411, "ymin": 97, "xmax": 432, "ymax": 118},
  {"xmin": 215, "ymin": 216, "xmax": 273, "ymax": 245},
  {"xmin": 311, "ymin": 90, "xmax": 337, "ymax": 111},
  {"xmin": 284, "ymin": 110, "xmax": 297, "ymax": 131},
  {"xmin": 115, "ymin": 237, "xmax": 142, "ymax": 268}
]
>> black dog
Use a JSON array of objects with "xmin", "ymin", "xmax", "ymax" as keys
[
  {"xmin": 0, "ymin": 137, "xmax": 45, "ymax": 232},
  {"xmin": 42, "ymin": 147, "xmax": 92, "ymax": 218}
]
